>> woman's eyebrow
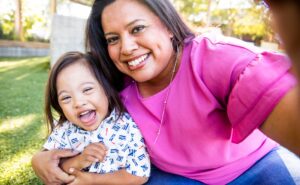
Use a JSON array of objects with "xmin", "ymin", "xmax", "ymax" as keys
[{"xmin": 104, "ymin": 19, "xmax": 145, "ymax": 36}]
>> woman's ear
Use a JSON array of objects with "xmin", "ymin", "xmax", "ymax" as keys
[{"xmin": 169, "ymin": 33, "xmax": 174, "ymax": 39}]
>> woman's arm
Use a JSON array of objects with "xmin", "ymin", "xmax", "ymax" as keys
[
  {"xmin": 31, "ymin": 149, "xmax": 78, "ymax": 184},
  {"xmin": 260, "ymin": 87, "xmax": 300, "ymax": 156},
  {"xmin": 68, "ymin": 168, "xmax": 148, "ymax": 185}
]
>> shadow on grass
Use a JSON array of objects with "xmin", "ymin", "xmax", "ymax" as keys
[
  {"xmin": 0, "ymin": 57, "xmax": 50, "ymax": 119},
  {"xmin": 0, "ymin": 57, "xmax": 50, "ymax": 184},
  {"xmin": 0, "ymin": 114, "xmax": 45, "ymax": 185}
]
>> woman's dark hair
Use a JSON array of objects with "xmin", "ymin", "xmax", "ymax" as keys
[
  {"xmin": 45, "ymin": 51, "xmax": 125, "ymax": 133},
  {"xmin": 85, "ymin": 0, "xmax": 195, "ymax": 91}
]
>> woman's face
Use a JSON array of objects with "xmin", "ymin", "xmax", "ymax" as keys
[{"xmin": 101, "ymin": 0, "xmax": 175, "ymax": 85}]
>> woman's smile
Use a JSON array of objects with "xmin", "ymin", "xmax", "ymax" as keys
[
  {"xmin": 127, "ymin": 53, "xmax": 150, "ymax": 70},
  {"xmin": 102, "ymin": 0, "xmax": 175, "ymax": 85}
]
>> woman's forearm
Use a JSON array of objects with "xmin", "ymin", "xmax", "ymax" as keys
[
  {"xmin": 94, "ymin": 169, "xmax": 148, "ymax": 185},
  {"xmin": 73, "ymin": 169, "xmax": 148, "ymax": 185}
]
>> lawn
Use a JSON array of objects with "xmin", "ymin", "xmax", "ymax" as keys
[{"xmin": 0, "ymin": 57, "xmax": 49, "ymax": 184}]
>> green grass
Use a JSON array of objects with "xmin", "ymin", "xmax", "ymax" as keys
[{"xmin": 0, "ymin": 57, "xmax": 50, "ymax": 185}]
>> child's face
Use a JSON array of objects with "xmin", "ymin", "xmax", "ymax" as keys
[{"xmin": 56, "ymin": 61, "xmax": 109, "ymax": 131}]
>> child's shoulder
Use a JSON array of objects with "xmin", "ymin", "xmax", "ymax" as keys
[
  {"xmin": 104, "ymin": 109, "xmax": 138, "ymax": 131},
  {"xmin": 53, "ymin": 121, "xmax": 84, "ymax": 134}
]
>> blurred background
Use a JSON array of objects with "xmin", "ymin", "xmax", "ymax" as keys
[
  {"xmin": 0, "ymin": 0, "xmax": 279, "ymax": 184},
  {"xmin": 0, "ymin": 0, "xmax": 279, "ymax": 62}
]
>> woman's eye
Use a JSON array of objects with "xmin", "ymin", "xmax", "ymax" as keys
[
  {"xmin": 83, "ymin": 87, "xmax": 93, "ymax": 93},
  {"xmin": 132, "ymin": 25, "xmax": 146, "ymax": 34},
  {"xmin": 106, "ymin": 36, "xmax": 119, "ymax": 45}
]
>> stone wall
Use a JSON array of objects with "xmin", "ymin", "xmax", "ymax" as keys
[
  {"xmin": 50, "ymin": 14, "xmax": 86, "ymax": 66},
  {"xmin": 0, "ymin": 40, "xmax": 49, "ymax": 57}
]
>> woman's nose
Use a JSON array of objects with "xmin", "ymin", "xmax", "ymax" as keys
[{"xmin": 121, "ymin": 35, "xmax": 138, "ymax": 55}]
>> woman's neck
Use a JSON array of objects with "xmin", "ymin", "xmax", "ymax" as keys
[{"xmin": 137, "ymin": 50, "xmax": 182, "ymax": 98}]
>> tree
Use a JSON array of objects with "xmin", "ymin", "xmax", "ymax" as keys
[
  {"xmin": 50, "ymin": 0, "xmax": 57, "ymax": 15},
  {"xmin": 14, "ymin": 0, "xmax": 24, "ymax": 41},
  {"xmin": 173, "ymin": 0, "xmax": 270, "ymax": 44},
  {"xmin": 173, "ymin": 0, "xmax": 209, "ymax": 26},
  {"xmin": 70, "ymin": 0, "xmax": 93, "ymax": 6}
]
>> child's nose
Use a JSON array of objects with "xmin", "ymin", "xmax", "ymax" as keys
[{"xmin": 73, "ymin": 96, "xmax": 87, "ymax": 108}]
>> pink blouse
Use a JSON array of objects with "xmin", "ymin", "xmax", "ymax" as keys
[{"xmin": 120, "ymin": 33, "xmax": 296, "ymax": 184}]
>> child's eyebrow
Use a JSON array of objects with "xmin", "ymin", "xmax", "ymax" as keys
[{"xmin": 57, "ymin": 90, "xmax": 67, "ymax": 97}]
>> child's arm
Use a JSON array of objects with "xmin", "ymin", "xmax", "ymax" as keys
[
  {"xmin": 68, "ymin": 168, "xmax": 148, "ymax": 185},
  {"xmin": 61, "ymin": 142, "xmax": 107, "ymax": 172}
]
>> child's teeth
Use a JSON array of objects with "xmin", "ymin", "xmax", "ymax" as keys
[{"xmin": 80, "ymin": 111, "xmax": 89, "ymax": 116}]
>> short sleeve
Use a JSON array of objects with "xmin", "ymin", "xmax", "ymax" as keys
[
  {"xmin": 193, "ymin": 34, "xmax": 296, "ymax": 143},
  {"xmin": 43, "ymin": 123, "xmax": 72, "ymax": 150},
  {"xmin": 123, "ymin": 113, "xmax": 151, "ymax": 177},
  {"xmin": 227, "ymin": 52, "xmax": 296, "ymax": 143}
]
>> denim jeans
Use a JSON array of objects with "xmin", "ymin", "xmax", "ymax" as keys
[{"xmin": 145, "ymin": 147, "xmax": 300, "ymax": 185}]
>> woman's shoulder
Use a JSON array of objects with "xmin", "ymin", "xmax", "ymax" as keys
[{"xmin": 188, "ymin": 32, "xmax": 263, "ymax": 54}]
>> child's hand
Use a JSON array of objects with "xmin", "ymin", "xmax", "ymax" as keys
[{"xmin": 77, "ymin": 142, "xmax": 107, "ymax": 169}]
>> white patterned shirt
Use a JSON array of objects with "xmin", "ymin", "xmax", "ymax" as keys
[{"xmin": 44, "ymin": 109, "xmax": 150, "ymax": 177}]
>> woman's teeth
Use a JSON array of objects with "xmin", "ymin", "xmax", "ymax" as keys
[{"xmin": 128, "ymin": 54, "xmax": 147, "ymax": 66}]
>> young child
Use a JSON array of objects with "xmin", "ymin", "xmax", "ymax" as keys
[{"xmin": 43, "ymin": 51, "xmax": 150, "ymax": 184}]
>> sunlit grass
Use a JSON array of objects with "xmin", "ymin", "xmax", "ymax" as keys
[
  {"xmin": 0, "ymin": 57, "xmax": 49, "ymax": 184},
  {"xmin": 0, "ymin": 114, "xmax": 36, "ymax": 132}
]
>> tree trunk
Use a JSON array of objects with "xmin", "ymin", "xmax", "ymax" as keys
[
  {"xmin": 50, "ymin": 0, "xmax": 57, "ymax": 15},
  {"xmin": 14, "ymin": 0, "xmax": 24, "ymax": 41},
  {"xmin": 206, "ymin": 0, "xmax": 212, "ymax": 27}
]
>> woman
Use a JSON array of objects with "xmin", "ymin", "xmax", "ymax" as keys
[{"xmin": 32, "ymin": 0, "xmax": 300, "ymax": 184}]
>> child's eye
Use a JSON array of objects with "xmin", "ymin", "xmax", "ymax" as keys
[
  {"xmin": 60, "ymin": 96, "xmax": 71, "ymax": 103},
  {"xmin": 132, "ymin": 25, "xmax": 146, "ymax": 34},
  {"xmin": 106, "ymin": 36, "xmax": 119, "ymax": 45}
]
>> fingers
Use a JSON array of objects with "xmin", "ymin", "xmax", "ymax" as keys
[
  {"xmin": 52, "ymin": 149, "xmax": 79, "ymax": 160},
  {"xmin": 32, "ymin": 150, "xmax": 77, "ymax": 184},
  {"xmin": 54, "ymin": 171, "xmax": 75, "ymax": 184},
  {"xmin": 82, "ymin": 143, "xmax": 107, "ymax": 162},
  {"xmin": 65, "ymin": 168, "xmax": 79, "ymax": 185},
  {"xmin": 46, "ymin": 160, "xmax": 75, "ymax": 184}
]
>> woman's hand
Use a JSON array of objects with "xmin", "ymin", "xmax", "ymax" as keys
[{"xmin": 31, "ymin": 149, "xmax": 78, "ymax": 185}]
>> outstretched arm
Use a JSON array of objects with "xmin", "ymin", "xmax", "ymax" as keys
[
  {"xmin": 67, "ymin": 168, "xmax": 148, "ymax": 185},
  {"xmin": 31, "ymin": 149, "xmax": 78, "ymax": 184},
  {"xmin": 260, "ymin": 87, "xmax": 300, "ymax": 156}
]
